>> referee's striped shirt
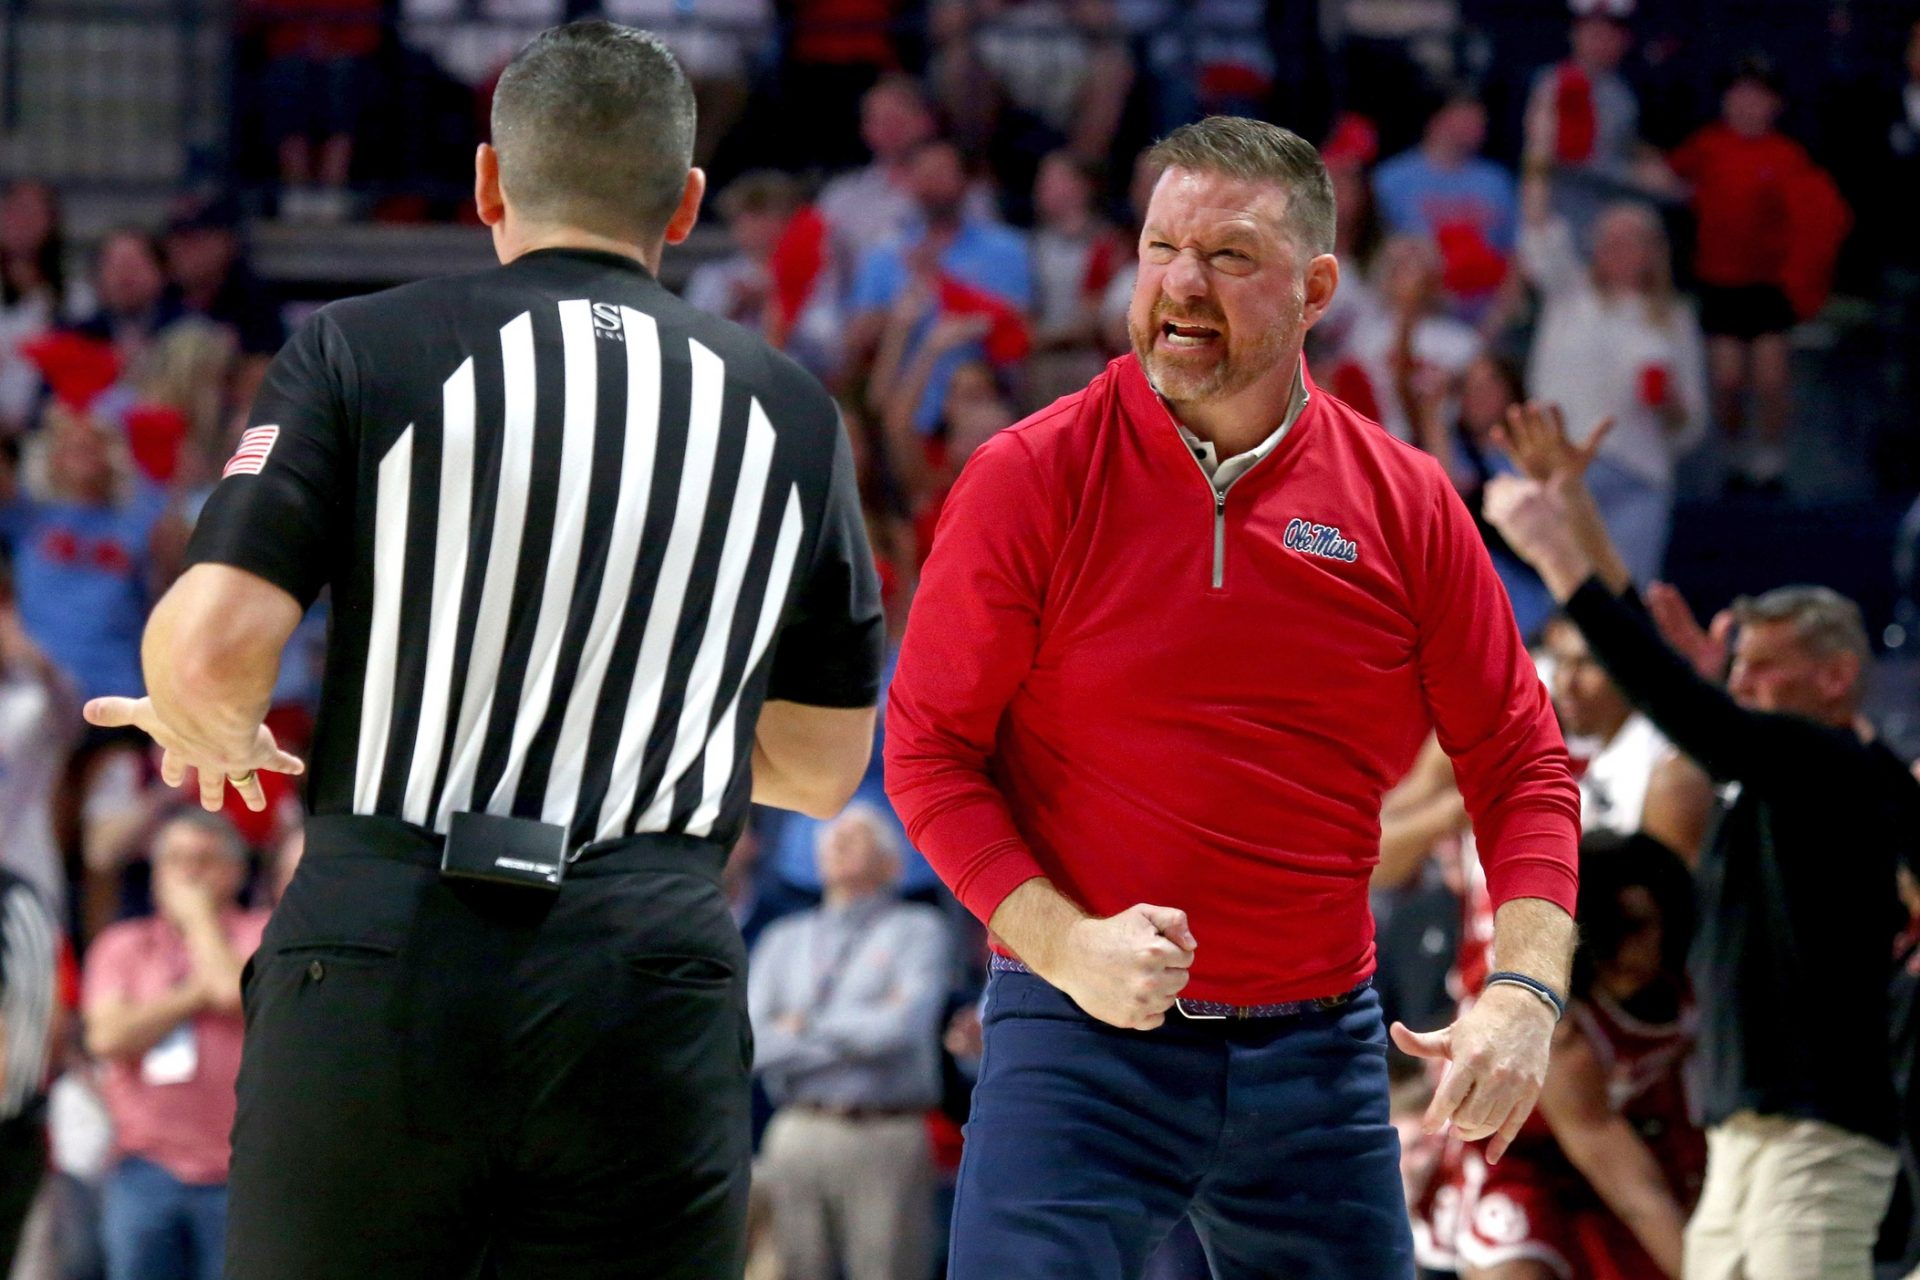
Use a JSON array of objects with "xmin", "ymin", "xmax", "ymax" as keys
[
  {"xmin": 0, "ymin": 870, "xmax": 56, "ymax": 1121},
  {"xmin": 187, "ymin": 248, "xmax": 884, "ymax": 852}
]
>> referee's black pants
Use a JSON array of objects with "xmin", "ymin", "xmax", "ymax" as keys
[
  {"xmin": 0, "ymin": 1106, "xmax": 46, "ymax": 1277},
  {"xmin": 224, "ymin": 815, "xmax": 752, "ymax": 1280}
]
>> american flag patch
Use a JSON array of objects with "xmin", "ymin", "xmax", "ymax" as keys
[{"xmin": 223, "ymin": 425, "xmax": 280, "ymax": 478}]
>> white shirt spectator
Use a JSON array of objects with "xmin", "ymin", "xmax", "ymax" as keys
[
  {"xmin": 1521, "ymin": 215, "xmax": 1707, "ymax": 491},
  {"xmin": 1574, "ymin": 711, "xmax": 1672, "ymax": 836},
  {"xmin": 1341, "ymin": 306, "xmax": 1481, "ymax": 442},
  {"xmin": 1032, "ymin": 226, "xmax": 1097, "ymax": 334}
]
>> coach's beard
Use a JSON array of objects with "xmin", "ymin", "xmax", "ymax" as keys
[{"xmin": 1131, "ymin": 301, "xmax": 1291, "ymax": 406}]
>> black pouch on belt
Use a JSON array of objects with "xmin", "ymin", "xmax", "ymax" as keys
[{"xmin": 439, "ymin": 811, "xmax": 568, "ymax": 891}]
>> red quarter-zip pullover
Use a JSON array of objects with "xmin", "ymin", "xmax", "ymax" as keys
[{"xmin": 885, "ymin": 356, "xmax": 1579, "ymax": 1005}]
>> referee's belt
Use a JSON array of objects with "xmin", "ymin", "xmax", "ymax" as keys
[
  {"xmin": 303, "ymin": 813, "xmax": 727, "ymax": 882},
  {"xmin": 988, "ymin": 954, "xmax": 1371, "ymax": 1021}
]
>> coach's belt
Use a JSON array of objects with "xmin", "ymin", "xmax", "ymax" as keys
[{"xmin": 988, "ymin": 954, "xmax": 1370, "ymax": 1020}]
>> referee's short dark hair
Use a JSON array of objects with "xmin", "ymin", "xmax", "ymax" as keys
[{"xmin": 491, "ymin": 20, "xmax": 696, "ymax": 244}]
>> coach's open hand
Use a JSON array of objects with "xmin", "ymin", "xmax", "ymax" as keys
[
  {"xmin": 1390, "ymin": 982, "xmax": 1556, "ymax": 1163},
  {"xmin": 83, "ymin": 695, "xmax": 304, "ymax": 813},
  {"xmin": 1055, "ymin": 904, "xmax": 1198, "ymax": 1031}
]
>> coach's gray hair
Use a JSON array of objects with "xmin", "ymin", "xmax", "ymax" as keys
[
  {"xmin": 1143, "ymin": 116, "xmax": 1338, "ymax": 257},
  {"xmin": 155, "ymin": 808, "xmax": 247, "ymax": 861},
  {"xmin": 1732, "ymin": 585, "xmax": 1872, "ymax": 692},
  {"xmin": 491, "ymin": 20, "xmax": 696, "ymax": 244}
]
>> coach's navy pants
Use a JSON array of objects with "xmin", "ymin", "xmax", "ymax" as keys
[{"xmin": 948, "ymin": 970, "xmax": 1415, "ymax": 1280}]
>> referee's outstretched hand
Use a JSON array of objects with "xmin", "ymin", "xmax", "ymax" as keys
[
  {"xmin": 1055, "ymin": 904, "xmax": 1197, "ymax": 1032},
  {"xmin": 84, "ymin": 695, "xmax": 305, "ymax": 814},
  {"xmin": 1387, "ymin": 982, "xmax": 1555, "ymax": 1165}
]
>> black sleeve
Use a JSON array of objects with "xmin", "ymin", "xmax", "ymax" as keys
[
  {"xmin": 1563, "ymin": 576, "xmax": 1812, "ymax": 787},
  {"xmin": 1888, "ymin": 755, "xmax": 1920, "ymax": 878},
  {"xmin": 765, "ymin": 418, "xmax": 886, "ymax": 708},
  {"xmin": 185, "ymin": 311, "xmax": 352, "ymax": 609}
]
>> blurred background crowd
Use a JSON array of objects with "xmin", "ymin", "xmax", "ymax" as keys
[{"xmin": 0, "ymin": 0, "xmax": 1919, "ymax": 1277}]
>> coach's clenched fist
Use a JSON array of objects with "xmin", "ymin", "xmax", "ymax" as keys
[{"xmin": 1049, "ymin": 904, "xmax": 1197, "ymax": 1030}]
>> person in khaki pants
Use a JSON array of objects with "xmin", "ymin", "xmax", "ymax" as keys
[
  {"xmin": 1686, "ymin": 1113, "xmax": 1898, "ymax": 1280},
  {"xmin": 1483, "ymin": 402, "xmax": 1920, "ymax": 1280},
  {"xmin": 748, "ymin": 805, "xmax": 952, "ymax": 1280}
]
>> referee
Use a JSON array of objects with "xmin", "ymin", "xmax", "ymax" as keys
[
  {"xmin": 0, "ymin": 866, "xmax": 56, "ymax": 1277},
  {"xmin": 85, "ymin": 22, "xmax": 885, "ymax": 1279}
]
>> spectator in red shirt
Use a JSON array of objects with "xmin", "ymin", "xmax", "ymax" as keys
[
  {"xmin": 82, "ymin": 810, "xmax": 267, "ymax": 1280},
  {"xmin": 1667, "ymin": 57, "xmax": 1851, "ymax": 493},
  {"xmin": 886, "ymin": 116, "xmax": 1580, "ymax": 1280}
]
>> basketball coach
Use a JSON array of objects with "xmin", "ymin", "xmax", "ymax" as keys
[
  {"xmin": 886, "ymin": 117, "xmax": 1581, "ymax": 1279},
  {"xmin": 85, "ymin": 22, "xmax": 884, "ymax": 1278}
]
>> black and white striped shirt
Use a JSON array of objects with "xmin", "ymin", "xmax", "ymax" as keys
[
  {"xmin": 0, "ymin": 871, "xmax": 56, "ymax": 1121},
  {"xmin": 188, "ymin": 248, "xmax": 884, "ymax": 851}
]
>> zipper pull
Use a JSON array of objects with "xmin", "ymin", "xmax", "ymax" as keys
[{"xmin": 1215, "ymin": 491, "xmax": 1226, "ymax": 514}]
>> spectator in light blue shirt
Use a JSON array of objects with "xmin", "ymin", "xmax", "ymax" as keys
[
  {"xmin": 850, "ymin": 139, "xmax": 1031, "ymax": 435},
  {"xmin": 1372, "ymin": 92, "xmax": 1518, "ymax": 319},
  {"xmin": 0, "ymin": 409, "xmax": 176, "ymax": 703}
]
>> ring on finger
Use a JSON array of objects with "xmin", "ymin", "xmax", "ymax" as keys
[{"xmin": 228, "ymin": 769, "xmax": 257, "ymax": 786}]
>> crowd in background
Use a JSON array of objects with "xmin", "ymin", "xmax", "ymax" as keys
[{"xmin": 0, "ymin": 0, "xmax": 1918, "ymax": 1278}]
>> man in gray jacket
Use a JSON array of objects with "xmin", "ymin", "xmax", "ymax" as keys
[{"xmin": 749, "ymin": 804, "xmax": 952, "ymax": 1280}]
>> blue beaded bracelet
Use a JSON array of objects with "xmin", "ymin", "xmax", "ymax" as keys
[{"xmin": 1483, "ymin": 970, "xmax": 1566, "ymax": 1021}]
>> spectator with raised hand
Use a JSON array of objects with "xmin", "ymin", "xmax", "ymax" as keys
[
  {"xmin": 1372, "ymin": 88, "xmax": 1518, "ymax": 322},
  {"xmin": 1483, "ymin": 405, "xmax": 1920, "ymax": 1280},
  {"xmin": 876, "ymin": 310, "xmax": 1014, "ymax": 570},
  {"xmin": 684, "ymin": 170, "xmax": 803, "ymax": 332},
  {"xmin": 1523, "ymin": 0, "xmax": 1652, "ymax": 238},
  {"xmin": 1341, "ymin": 234, "xmax": 1482, "ymax": 442},
  {"xmin": 848, "ymin": 138, "xmax": 1031, "ymax": 433},
  {"xmin": 1026, "ymin": 150, "xmax": 1126, "ymax": 406},
  {"xmin": 1492, "ymin": 399, "xmax": 1631, "ymax": 592},
  {"xmin": 82, "ymin": 811, "xmax": 268, "ymax": 1280},
  {"xmin": 1519, "ymin": 158, "xmax": 1705, "ymax": 584}
]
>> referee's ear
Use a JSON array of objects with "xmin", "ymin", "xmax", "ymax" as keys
[
  {"xmin": 475, "ymin": 143, "xmax": 507, "ymax": 229},
  {"xmin": 662, "ymin": 168, "xmax": 706, "ymax": 248}
]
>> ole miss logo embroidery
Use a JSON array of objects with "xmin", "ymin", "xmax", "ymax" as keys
[
  {"xmin": 223, "ymin": 425, "xmax": 280, "ymax": 478},
  {"xmin": 1284, "ymin": 517, "xmax": 1358, "ymax": 563}
]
